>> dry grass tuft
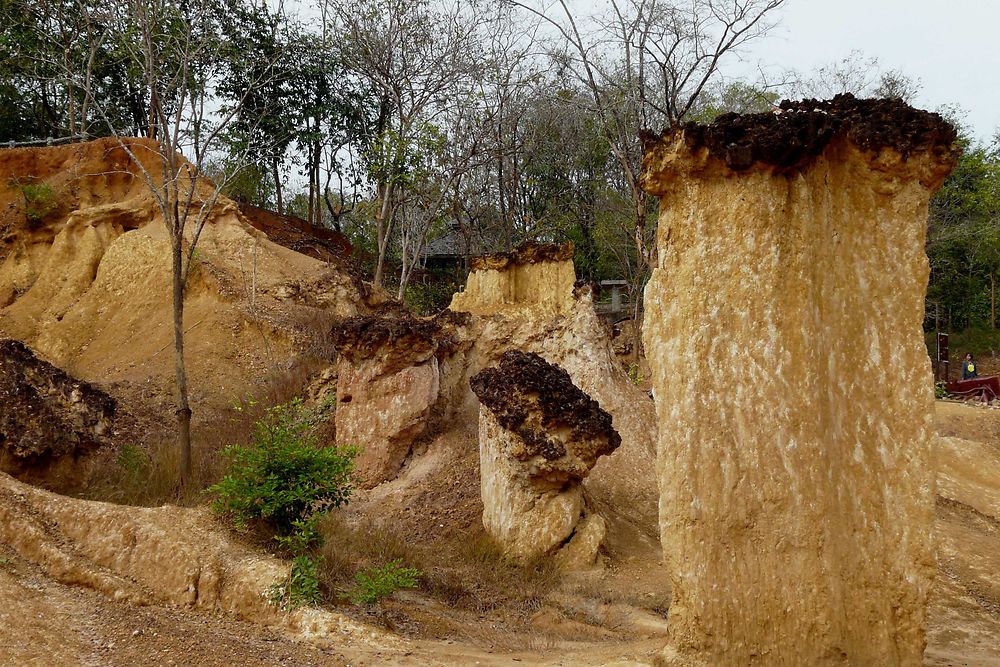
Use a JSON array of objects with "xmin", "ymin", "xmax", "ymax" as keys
[{"xmin": 317, "ymin": 515, "xmax": 561, "ymax": 619}]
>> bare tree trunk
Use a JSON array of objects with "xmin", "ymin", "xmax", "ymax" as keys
[
  {"xmin": 373, "ymin": 181, "xmax": 394, "ymax": 287},
  {"xmin": 396, "ymin": 236, "xmax": 413, "ymax": 301},
  {"xmin": 272, "ymin": 156, "xmax": 283, "ymax": 214},
  {"xmin": 312, "ymin": 137, "xmax": 322, "ymax": 226},
  {"xmin": 629, "ymin": 190, "xmax": 648, "ymax": 364},
  {"xmin": 171, "ymin": 233, "xmax": 192, "ymax": 485}
]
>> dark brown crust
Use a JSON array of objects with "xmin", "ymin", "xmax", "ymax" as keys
[
  {"xmin": 469, "ymin": 351, "xmax": 620, "ymax": 464},
  {"xmin": 641, "ymin": 93, "xmax": 958, "ymax": 172},
  {"xmin": 0, "ymin": 339, "xmax": 116, "ymax": 460},
  {"xmin": 331, "ymin": 310, "xmax": 468, "ymax": 367},
  {"xmin": 469, "ymin": 241, "xmax": 574, "ymax": 272}
]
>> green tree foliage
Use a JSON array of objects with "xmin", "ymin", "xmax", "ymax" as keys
[
  {"xmin": 927, "ymin": 135, "xmax": 1000, "ymax": 331},
  {"xmin": 210, "ymin": 398, "xmax": 357, "ymax": 542},
  {"xmin": 0, "ymin": 0, "xmax": 147, "ymax": 141}
]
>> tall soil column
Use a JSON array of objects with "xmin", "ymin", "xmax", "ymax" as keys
[{"xmin": 640, "ymin": 95, "xmax": 958, "ymax": 666}]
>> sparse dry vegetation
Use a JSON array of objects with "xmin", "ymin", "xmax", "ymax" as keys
[{"xmin": 317, "ymin": 515, "xmax": 563, "ymax": 636}]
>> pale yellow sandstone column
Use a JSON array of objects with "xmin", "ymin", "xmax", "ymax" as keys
[{"xmin": 640, "ymin": 95, "xmax": 958, "ymax": 666}]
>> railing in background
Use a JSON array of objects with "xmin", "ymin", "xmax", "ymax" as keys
[{"xmin": 3, "ymin": 134, "xmax": 90, "ymax": 149}]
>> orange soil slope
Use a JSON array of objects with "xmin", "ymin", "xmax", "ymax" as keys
[{"xmin": 0, "ymin": 138, "xmax": 363, "ymax": 412}]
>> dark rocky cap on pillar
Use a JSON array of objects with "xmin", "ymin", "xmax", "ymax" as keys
[
  {"xmin": 470, "ymin": 241, "xmax": 574, "ymax": 272},
  {"xmin": 331, "ymin": 311, "xmax": 469, "ymax": 373},
  {"xmin": 641, "ymin": 93, "xmax": 959, "ymax": 180},
  {"xmin": 470, "ymin": 350, "xmax": 620, "ymax": 478}
]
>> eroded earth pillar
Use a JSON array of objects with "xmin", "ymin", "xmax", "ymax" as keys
[
  {"xmin": 470, "ymin": 350, "xmax": 620, "ymax": 566},
  {"xmin": 640, "ymin": 95, "xmax": 958, "ymax": 666}
]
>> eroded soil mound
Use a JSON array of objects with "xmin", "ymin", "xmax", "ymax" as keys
[{"xmin": 0, "ymin": 138, "xmax": 366, "ymax": 426}]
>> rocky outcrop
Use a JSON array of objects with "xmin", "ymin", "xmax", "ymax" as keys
[
  {"xmin": 331, "ymin": 313, "xmax": 467, "ymax": 488},
  {"xmin": 470, "ymin": 351, "xmax": 619, "ymax": 564},
  {"xmin": 334, "ymin": 243, "xmax": 660, "ymax": 544},
  {"xmin": 450, "ymin": 241, "xmax": 577, "ymax": 315},
  {"xmin": 0, "ymin": 338, "xmax": 114, "ymax": 476},
  {"xmin": 641, "ymin": 95, "xmax": 958, "ymax": 666},
  {"xmin": 449, "ymin": 243, "xmax": 661, "ymax": 544},
  {"xmin": 0, "ymin": 470, "xmax": 394, "ymax": 647}
]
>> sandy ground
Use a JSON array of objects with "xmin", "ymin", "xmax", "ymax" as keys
[{"xmin": 0, "ymin": 400, "xmax": 997, "ymax": 666}]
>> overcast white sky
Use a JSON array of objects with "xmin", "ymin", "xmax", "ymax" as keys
[{"xmin": 737, "ymin": 0, "xmax": 1000, "ymax": 144}]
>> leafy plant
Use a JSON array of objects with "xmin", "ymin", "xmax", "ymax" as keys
[
  {"xmin": 404, "ymin": 281, "xmax": 460, "ymax": 316},
  {"xmin": 627, "ymin": 363, "xmax": 644, "ymax": 386},
  {"xmin": 349, "ymin": 559, "xmax": 422, "ymax": 604},
  {"xmin": 116, "ymin": 443, "xmax": 150, "ymax": 475},
  {"xmin": 209, "ymin": 398, "xmax": 356, "ymax": 541},
  {"xmin": 268, "ymin": 555, "xmax": 323, "ymax": 609},
  {"xmin": 9, "ymin": 178, "xmax": 58, "ymax": 224},
  {"xmin": 273, "ymin": 517, "xmax": 322, "ymax": 553}
]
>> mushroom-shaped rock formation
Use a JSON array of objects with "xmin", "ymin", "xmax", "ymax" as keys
[
  {"xmin": 0, "ymin": 338, "xmax": 115, "ymax": 482},
  {"xmin": 470, "ymin": 350, "xmax": 620, "ymax": 565},
  {"xmin": 331, "ymin": 312, "xmax": 468, "ymax": 488},
  {"xmin": 641, "ymin": 94, "xmax": 958, "ymax": 666}
]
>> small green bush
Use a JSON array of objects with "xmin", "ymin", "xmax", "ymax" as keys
[
  {"xmin": 209, "ymin": 398, "xmax": 356, "ymax": 540},
  {"xmin": 269, "ymin": 555, "xmax": 322, "ymax": 609},
  {"xmin": 350, "ymin": 559, "xmax": 422, "ymax": 604},
  {"xmin": 404, "ymin": 281, "xmax": 460, "ymax": 316},
  {"xmin": 273, "ymin": 517, "xmax": 323, "ymax": 553},
  {"xmin": 9, "ymin": 179, "xmax": 58, "ymax": 224}
]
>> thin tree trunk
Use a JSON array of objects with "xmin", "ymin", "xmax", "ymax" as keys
[
  {"xmin": 312, "ymin": 137, "xmax": 321, "ymax": 226},
  {"xmin": 306, "ymin": 142, "xmax": 315, "ymax": 226},
  {"xmin": 630, "ymin": 191, "xmax": 648, "ymax": 364},
  {"xmin": 992, "ymin": 272, "xmax": 996, "ymax": 329},
  {"xmin": 373, "ymin": 182, "xmax": 394, "ymax": 287},
  {"xmin": 272, "ymin": 157, "xmax": 283, "ymax": 214},
  {"xmin": 171, "ymin": 233, "xmax": 192, "ymax": 485}
]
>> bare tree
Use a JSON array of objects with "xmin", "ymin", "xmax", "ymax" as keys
[
  {"xmin": 326, "ymin": 0, "xmax": 498, "ymax": 288},
  {"xmin": 71, "ymin": 0, "xmax": 288, "ymax": 484},
  {"xmin": 791, "ymin": 50, "xmax": 922, "ymax": 102},
  {"xmin": 514, "ymin": 0, "xmax": 786, "ymax": 356}
]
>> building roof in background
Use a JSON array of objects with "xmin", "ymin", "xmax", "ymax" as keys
[{"xmin": 422, "ymin": 225, "xmax": 497, "ymax": 259}]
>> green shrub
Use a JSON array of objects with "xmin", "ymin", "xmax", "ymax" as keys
[
  {"xmin": 116, "ymin": 443, "xmax": 150, "ymax": 475},
  {"xmin": 269, "ymin": 555, "xmax": 323, "ymax": 609},
  {"xmin": 349, "ymin": 559, "xmax": 422, "ymax": 604},
  {"xmin": 627, "ymin": 362, "xmax": 644, "ymax": 386},
  {"xmin": 209, "ymin": 398, "xmax": 356, "ymax": 542},
  {"xmin": 9, "ymin": 179, "xmax": 58, "ymax": 224},
  {"xmin": 404, "ymin": 281, "xmax": 460, "ymax": 316},
  {"xmin": 273, "ymin": 517, "xmax": 323, "ymax": 553}
]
